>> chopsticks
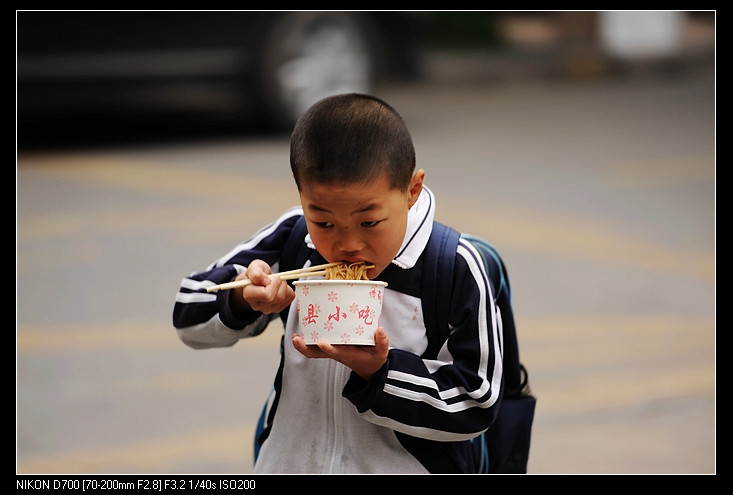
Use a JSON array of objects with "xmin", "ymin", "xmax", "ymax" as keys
[{"xmin": 205, "ymin": 262, "xmax": 343, "ymax": 293}]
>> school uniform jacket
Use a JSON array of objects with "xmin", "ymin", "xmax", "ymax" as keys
[{"xmin": 172, "ymin": 186, "xmax": 504, "ymax": 473}]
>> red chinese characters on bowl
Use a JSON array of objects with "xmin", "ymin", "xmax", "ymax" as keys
[{"xmin": 293, "ymin": 280, "xmax": 388, "ymax": 345}]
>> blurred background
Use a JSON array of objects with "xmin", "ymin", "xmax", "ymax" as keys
[{"xmin": 17, "ymin": 11, "xmax": 715, "ymax": 474}]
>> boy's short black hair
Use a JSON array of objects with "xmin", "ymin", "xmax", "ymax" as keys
[{"xmin": 290, "ymin": 93, "xmax": 416, "ymax": 191}]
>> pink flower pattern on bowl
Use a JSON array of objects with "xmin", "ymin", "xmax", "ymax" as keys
[{"xmin": 294, "ymin": 280, "xmax": 387, "ymax": 345}]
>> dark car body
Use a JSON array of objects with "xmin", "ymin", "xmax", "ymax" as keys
[{"xmin": 17, "ymin": 11, "xmax": 422, "ymax": 141}]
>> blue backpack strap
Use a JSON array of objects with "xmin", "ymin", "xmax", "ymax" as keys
[{"xmin": 420, "ymin": 222, "xmax": 460, "ymax": 359}]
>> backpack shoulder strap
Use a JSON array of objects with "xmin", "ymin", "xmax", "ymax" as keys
[{"xmin": 421, "ymin": 221, "xmax": 461, "ymax": 359}]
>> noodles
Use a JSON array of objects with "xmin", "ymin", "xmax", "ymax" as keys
[{"xmin": 325, "ymin": 262, "xmax": 373, "ymax": 280}]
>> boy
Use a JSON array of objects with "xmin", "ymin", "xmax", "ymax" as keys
[{"xmin": 173, "ymin": 94, "xmax": 504, "ymax": 473}]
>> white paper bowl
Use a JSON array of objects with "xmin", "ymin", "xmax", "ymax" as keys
[{"xmin": 293, "ymin": 280, "xmax": 388, "ymax": 345}]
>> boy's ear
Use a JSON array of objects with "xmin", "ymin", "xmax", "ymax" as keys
[{"xmin": 407, "ymin": 169, "xmax": 425, "ymax": 208}]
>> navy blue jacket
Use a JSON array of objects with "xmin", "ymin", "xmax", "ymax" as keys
[{"xmin": 172, "ymin": 187, "xmax": 504, "ymax": 473}]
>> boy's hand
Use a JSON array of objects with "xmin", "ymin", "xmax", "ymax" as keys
[
  {"xmin": 292, "ymin": 327, "xmax": 390, "ymax": 381},
  {"xmin": 231, "ymin": 259, "xmax": 295, "ymax": 315}
]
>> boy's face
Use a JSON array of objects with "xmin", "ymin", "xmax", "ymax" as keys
[{"xmin": 299, "ymin": 170, "xmax": 424, "ymax": 279}]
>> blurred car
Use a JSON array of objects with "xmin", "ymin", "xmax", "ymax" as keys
[{"xmin": 17, "ymin": 11, "xmax": 421, "ymax": 138}]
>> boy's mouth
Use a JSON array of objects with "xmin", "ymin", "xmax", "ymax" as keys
[
  {"xmin": 339, "ymin": 260, "xmax": 375, "ymax": 279},
  {"xmin": 342, "ymin": 258, "xmax": 369, "ymax": 265}
]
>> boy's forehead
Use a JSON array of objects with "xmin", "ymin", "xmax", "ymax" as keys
[
  {"xmin": 299, "ymin": 174, "xmax": 402, "ymax": 212},
  {"xmin": 300, "ymin": 170, "xmax": 392, "ymax": 194}
]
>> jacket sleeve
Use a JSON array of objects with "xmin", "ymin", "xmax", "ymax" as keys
[
  {"xmin": 172, "ymin": 208, "xmax": 302, "ymax": 349},
  {"xmin": 343, "ymin": 239, "xmax": 504, "ymax": 442}
]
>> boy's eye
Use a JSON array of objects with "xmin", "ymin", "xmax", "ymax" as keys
[{"xmin": 311, "ymin": 220, "xmax": 380, "ymax": 228}]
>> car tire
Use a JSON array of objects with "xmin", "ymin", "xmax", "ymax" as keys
[{"xmin": 254, "ymin": 12, "xmax": 384, "ymax": 131}]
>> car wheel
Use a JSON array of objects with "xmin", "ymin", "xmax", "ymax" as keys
[{"xmin": 255, "ymin": 12, "xmax": 382, "ymax": 131}]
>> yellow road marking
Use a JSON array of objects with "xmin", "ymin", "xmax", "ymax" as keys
[
  {"xmin": 18, "ymin": 153, "xmax": 297, "ymax": 207},
  {"xmin": 17, "ymin": 321, "xmax": 284, "ymax": 352},
  {"xmin": 18, "ymin": 153, "xmax": 714, "ymax": 281},
  {"xmin": 16, "ymin": 424, "xmax": 256, "ymax": 475},
  {"xmin": 604, "ymin": 155, "xmax": 714, "ymax": 188},
  {"xmin": 439, "ymin": 204, "xmax": 713, "ymax": 282},
  {"xmin": 517, "ymin": 314, "xmax": 715, "ymax": 414},
  {"xmin": 16, "ymin": 313, "xmax": 714, "ymax": 474}
]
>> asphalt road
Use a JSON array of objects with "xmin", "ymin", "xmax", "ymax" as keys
[{"xmin": 17, "ymin": 59, "xmax": 715, "ymax": 475}]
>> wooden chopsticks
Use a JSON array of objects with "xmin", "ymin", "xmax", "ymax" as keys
[{"xmin": 205, "ymin": 262, "xmax": 343, "ymax": 293}]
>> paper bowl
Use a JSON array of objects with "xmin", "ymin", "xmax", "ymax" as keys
[{"xmin": 293, "ymin": 280, "xmax": 388, "ymax": 345}]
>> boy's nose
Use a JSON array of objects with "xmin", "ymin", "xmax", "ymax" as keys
[{"xmin": 337, "ymin": 231, "xmax": 365, "ymax": 254}]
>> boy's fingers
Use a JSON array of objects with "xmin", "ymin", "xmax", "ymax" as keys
[
  {"xmin": 248, "ymin": 271, "xmax": 271, "ymax": 287},
  {"xmin": 244, "ymin": 260, "xmax": 274, "ymax": 286},
  {"xmin": 292, "ymin": 334, "xmax": 328, "ymax": 358},
  {"xmin": 316, "ymin": 341, "xmax": 336, "ymax": 354}
]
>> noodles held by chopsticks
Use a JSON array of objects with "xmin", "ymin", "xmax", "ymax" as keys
[
  {"xmin": 325, "ymin": 262, "xmax": 372, "ymax": 280},
  {"xmin": 206, "ymin": 261, "xmax": 374, "ymax": 292}
]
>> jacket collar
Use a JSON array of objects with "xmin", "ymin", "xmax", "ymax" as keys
[{"xmin": 392, "ymin": 185, "xmax": 435, "ymax": 269}]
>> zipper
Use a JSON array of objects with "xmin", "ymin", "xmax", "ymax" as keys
[{"xmin": 327, "ymin": 361, "xmax": 346, "ymax": 473}]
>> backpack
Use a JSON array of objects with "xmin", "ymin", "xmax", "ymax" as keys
[
  {"xmin": 422, "ymin": 222, "xmax": 536, "ymax": 474},
  {"xmin": 255, "ymin": 216, "xmax": 536, "ymax": 473}
]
